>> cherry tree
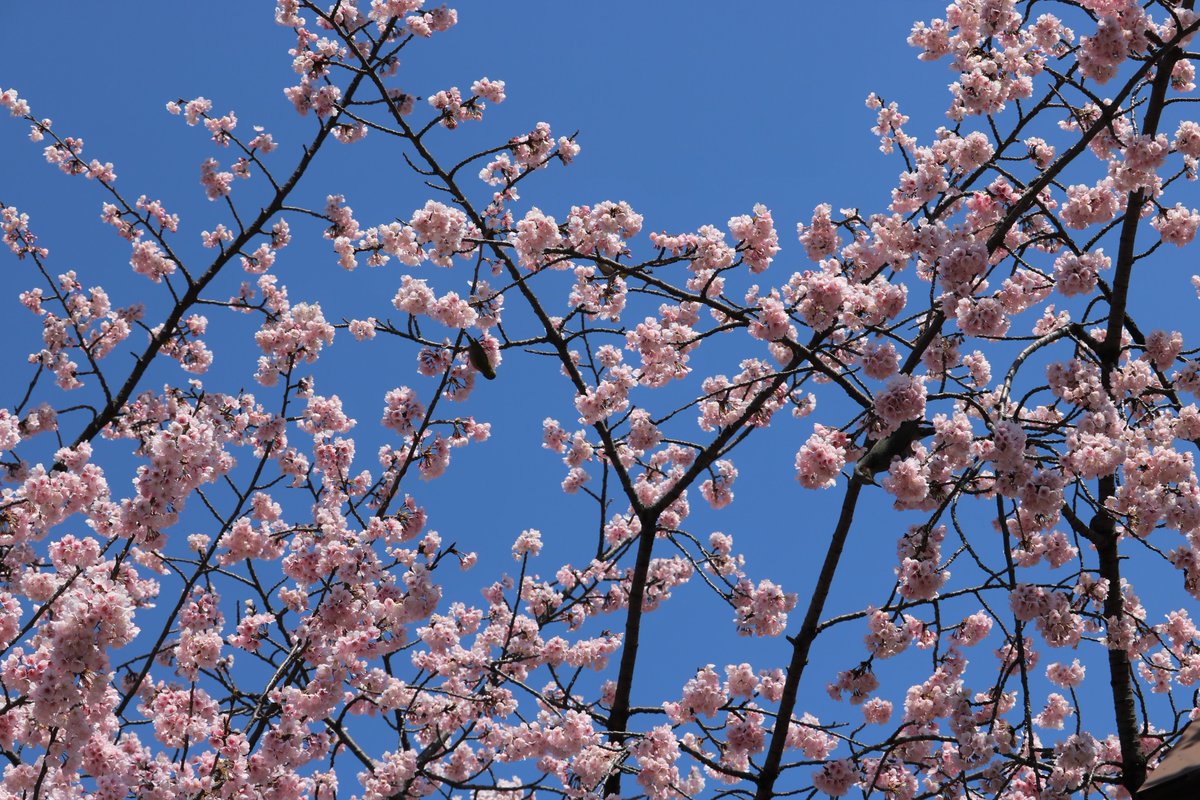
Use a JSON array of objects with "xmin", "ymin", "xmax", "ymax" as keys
[{"xmin": 3, "ymin": 1, "xmax": 1200, "ymax": 798}]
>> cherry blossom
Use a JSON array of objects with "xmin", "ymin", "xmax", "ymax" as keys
[{"xmin": 1, "ymin": 3, "xmax": 1199, "ymax": 798}]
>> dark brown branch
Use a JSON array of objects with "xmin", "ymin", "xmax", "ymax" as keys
[{"xmin": 754, "ymin": 474, "xmax": 865, "ymax": 800}]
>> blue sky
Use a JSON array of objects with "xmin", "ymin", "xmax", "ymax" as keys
[{"xmin": 4, "ymin": 1, "xmax": 1200, "ymax": 795}]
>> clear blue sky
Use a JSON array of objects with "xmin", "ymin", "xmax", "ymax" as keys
[{"xmin": 3, "ymin": 2, "xmax": 1196, "ymax": 795}]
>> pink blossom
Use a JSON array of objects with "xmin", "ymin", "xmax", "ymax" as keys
[
  {"xmin": 471, "ymin": 77, "xmax": 506, "ymax": 103},
  {"xmin": 954, "ymin": 296, "xmax": 1010, "ymax": 337},
  {"xmin": 625, "ymin": 314, "xmax": 697, "ymax": 387},
  {"xmin": 937, "ymin": 241, "xmax": 988, "ymax": 288},
  {"xmin": 392, "ymin": 275, "xmax": 436, "ymax": 315},
  {"xmin": 798, "ymin": 203, "xmax": 839, "ymax": 261},
  {"xmin": 732, "ymin": 578, "xmax": 797, "ymax": 637},
  {"xmin": 542, "ymin": 418, "xmax": 568, "ymax": 453},
  {"xmin": 1042, "ymin": 530, "xmax": 1079, "ymax": 569},
  {"xmin": 725, "ymin": 663, "xmax": 758, "ymax": 698},
  {"xmin": 566, "ymin": 201, "xmax": 643, "ymax": 258},
  {"xmin": 896, "ymin": 553, "xmax": 947, "ymax": 600},
  {"xmin": 812, "ymin": 759, "xmax": 857, "ymax": 797},
  {"xmin": 574, "ymin": 365, "xmax": 636, "ymax": 424},
  {"xmin": 963, "ymin": 350, "xmax": 991, "ymax": 386},
  {"xmin": 182, "ymin": 95, "xmax": 212, "ymax": 125},
  {"xmin": 954, "ymin": 611, "xmax": 994, "ymax": 647},
  {"xmin": 862, "ymin": 697, "xmax": 893, "ymax": 725},
  {"xmin": 1061, "ymin": 179, "xmax": 1121, "ymax": 229},
  {"xmin": 667, "ymin": 665, "xmax": 727, "ymax": 722},
  {"xmin": 1034, "ymin": 692, "xmax": 1074, "ymax": 729},
  {"xmin": 1053, "ymin": 249, "xmax": 1110, "ymax": 296},
  {"xmin": 796, "ymin": 424, "xmax": 848, "ymax": 489},
  {"xmin": 1057, "ymin": 732, "xmax": 1099, "ymax": 770},
  {"xmin": 1152, "ymin": 203, "xmax": 1200, "ymax": 246},
  {"xmin": 429, "ymin": 291, "xmax": 478, "ymax": 329},
  {"xmin": 203, "ymin": 110, "xmax": 237, "ymax": 145},
  {"xmin": 865, "ymin": 608, "xmax": 910, "ymax": 658},
  {"xmin": 632, "ymin": 725, "xmax": 694, "ymax": 800},
  {"xmin": 749, "ymin": 292, "xmax": 792, "ymax": 341},
  {"xmin": 796, "ymin": 269, "xmax": 848, "ymax": 331},
  {"xmin": 2, "ymin": 205, "xmax": 48, "ymax": 259},
  {"xmin": 1145, "ymin": 329, "xmax": 1184, "ymax": 371},
  {"xmin": 511, "ymin": 528, "xmax": 542, "ymax": 559},
  {"xmin": 411, "ymin": 200, "xmax": 472, "ymax": 266},
  {"xmin": 627, "ymin": 408, "xmax": 662, "ymax": 452},
  {"xmin": 1010, "ymin": 583, "xmax": 1048, "ymax": 622},
  {"xmin": 348, "ymin": 317, "xmax": 377, "ymax": 340},
  {"xmin": 1174, "ymin": 57, "xmax": 1197, "ymax": 92},
  {"xmin": 512, "ymin": 207, "xmax": 562, "ymax": 269},
  {"xmin": 254, "ymin": 299, "xmax": 335, "ymax": 381},
  {"xmin": 1026, "ymin": 136, "xmax": 1056, "ymax": 169},
  {"xmin": 510, "ymin": 122, "xmax": 555, "ymax": 169},
  {"xmin": 381, "ymin": 387, "xmax": 424, "ymax": 435},
  {"xmin": 891, "ymin": 152, "xmax": 948, "ymax": 211},
  {"xmin": 699, "ymin": 460, "xmax": 738, "ymax": 509},
  {"xmin": 874, "ymin": 374, "xmax": 927, "ymax": 433},
  {"xmin": 0, "ymin": 87, "xmax": 31, "ymax": 117},
  {"xmin": 860, "ymin": 339, "xmax": 900, "ymax": 379},
  {"xmin": 199, "ymin": 158, "xmax": 233, "ymax": 200},
  {"xmin": 728, "ymin": 203, "xmax": 780, "ymax": 273},
  {"xmin": 142, "ymin": 683, "xmax": 220, "ymax": 748},
  {"xmin": 1176, "ymin": 121, "xmax": 1200, "ymax": 158},
  {"xmin": 129, "ymin": 240, "xmax": 176, "ymax": 282}
]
